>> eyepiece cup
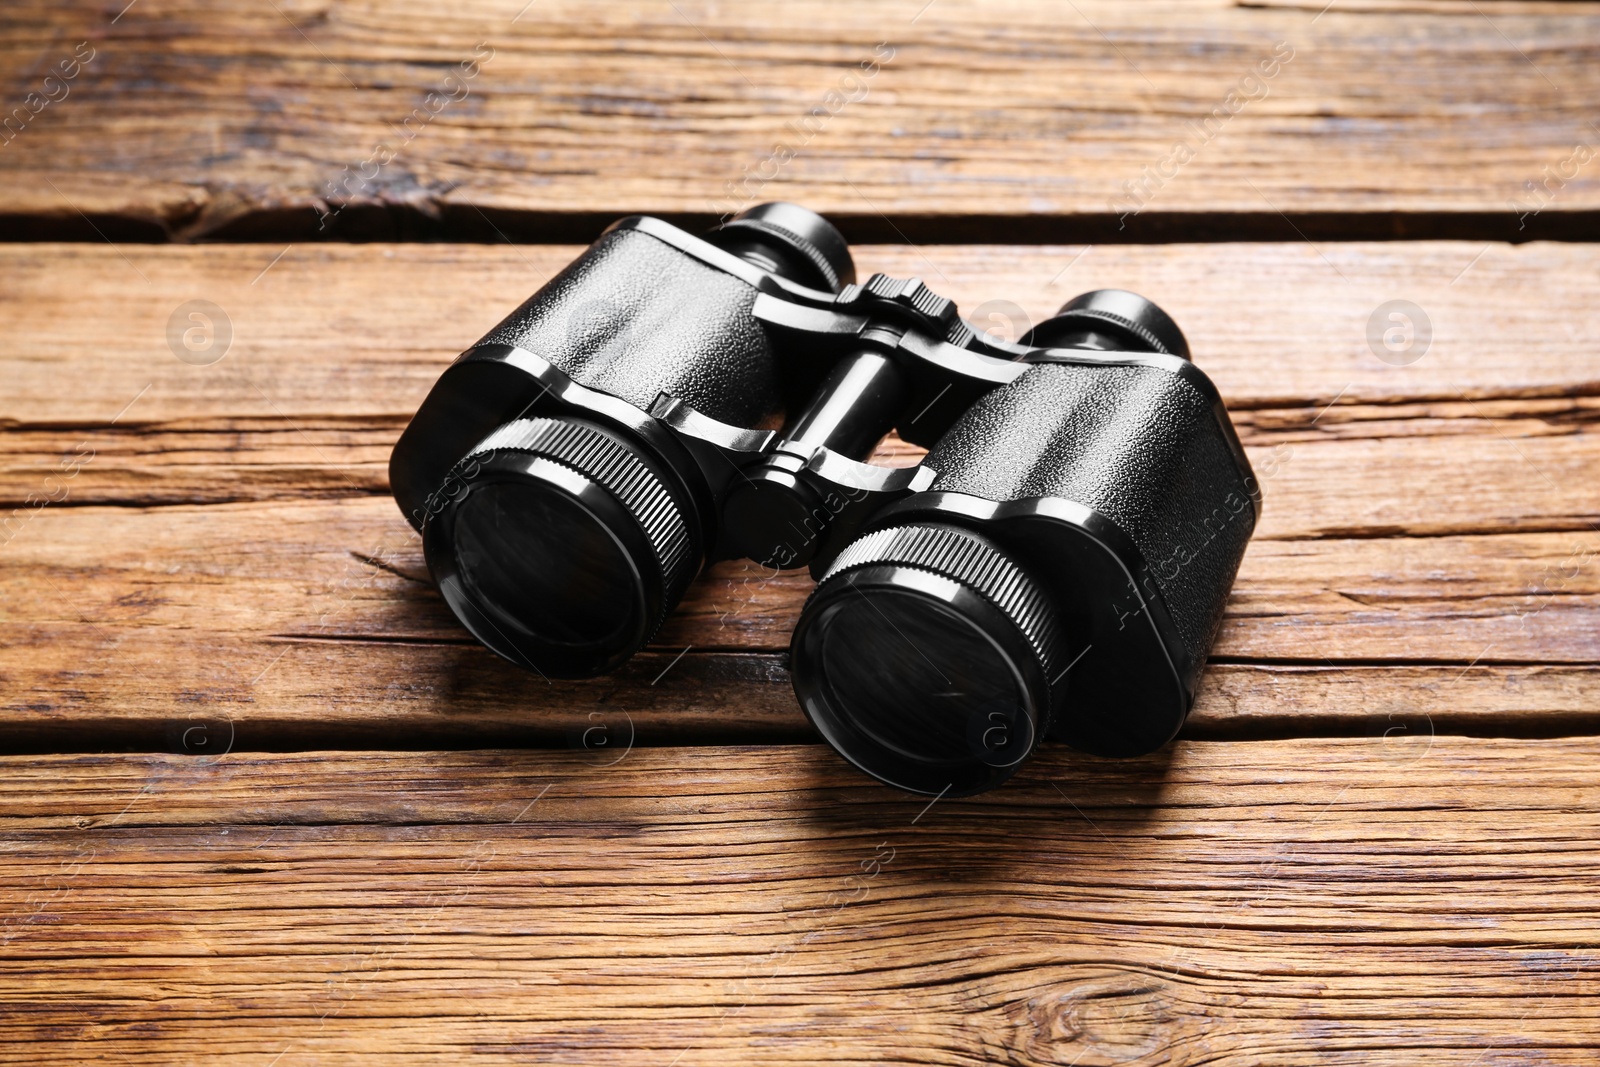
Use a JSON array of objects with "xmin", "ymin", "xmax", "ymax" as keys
[
  {"xmin": 709, "ymin": 202, "xmax": 856, "ymax": 292},
  {"xmin": 1023, "ymin": 288, "xmax": 1190, "ymax": 358},
  {"xmin": 792, "ymin": 524, "xmax": 1064, "ymax": 796}
]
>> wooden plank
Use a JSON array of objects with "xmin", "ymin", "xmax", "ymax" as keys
[
  {"xmin": 8, "ymin": 401, "xmax": 1600, "ymax": 537},
  {"xmin": 8, "ymin": 498, "xmax": 1598, "ymax": 659},
  {"xmin": 2, "ymin": 240, "xmax": 1599, "ymax": 461},
  {"xmin": 0, "ymin": 741, "xmax": 1596, "ymax": 1063},
  {"xmin": 1191, "ymin": 662, "xmax": 1600, "ymax": 738},
  {"xmin": 2, "ymin": 643, "xmax": 1596, "ymax": 750},
  {"xmin": 3, "ymin": 2, "xmax": 1600, "ymax": 238},
  {"xmin": 2, "ymin": 497, "xmax": 1596, "ymax": 748}
]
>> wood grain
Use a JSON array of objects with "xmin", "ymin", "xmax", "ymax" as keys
[
  {"xmin": 0, "ymin": 740, "xmax": 1596, "ymax": 1064},
  {"xmin": 3, "ymin": 1, "xmax": 1600, "ymax": 239},
  {"xmin": 2, "ymin": 499, "xmax": 1588, "ymax": 662},
  {"xmin": 4, "ymin": 243, "xmax": 1597, "ymax": 429},
  {"xmin": 1, "ymin": 645, "xmax": 1596, "ymax": 751},
  {"xmin": 3, "ymin": 3, "xmax": 1596, "ymax": 1060},
  {"xmin": 2, "ymin": 495, "xmax": 1596, "ymax": 748},
  {"xmin": 9, "ymin": 402, "xmax": 1600, "ymax": 537}
]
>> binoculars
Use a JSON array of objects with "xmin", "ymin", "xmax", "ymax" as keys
[{"xmin": 391, "ymin": 203, "xmax": 1258, "ymax": 796}]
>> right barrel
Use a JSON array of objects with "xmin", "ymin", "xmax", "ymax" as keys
[{"xmin": 791, "ymin": 300, "xmax": 1258, "ymax": 796}]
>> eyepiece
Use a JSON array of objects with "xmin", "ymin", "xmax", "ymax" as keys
[
  {"xmin": 1023, "ymin": 289, "xmax": 1189, "ymax": 358},
  {"xmin": 791, "ymin": 524, "xmax": 1064, "ymax": 796},
  {"xmin": 707, "ymin": 202, "xmax": 856, "ymax": 293},
  {"xmin": 423, "ymin": 417, "xmax": 696, "ymax": 678}
]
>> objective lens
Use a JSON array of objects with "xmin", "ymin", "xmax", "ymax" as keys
[
  {"xmin": 424, "ymin": 417, "xmax": 695, "ymax": 678},
  {"xmin": 814, "ymin": 587, "xmax": 1034, "ymax": 765},
  {"xmin": 791, "ymin": 524, "xmax": 1062, "ymax": 796},
  {"xmin": 452, "ymin": 482, "xmax": 640, "ymax": 649}
]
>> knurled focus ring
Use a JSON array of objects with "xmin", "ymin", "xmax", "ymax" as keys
[
  {"xmin": 463, "ymin": 416, "xmax": 694, "ymax": 629},
  {"xmin": 815, "ymin": 523, "xmax": 1065, "ymax": 687}
]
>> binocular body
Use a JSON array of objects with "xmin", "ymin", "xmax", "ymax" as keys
[{"xmin": 391, "ymin": 204, "xmax": 1258, "ymax": 795}]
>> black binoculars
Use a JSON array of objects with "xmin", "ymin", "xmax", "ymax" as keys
[{"xmin": 391, "ymin": 203, "xmax": 1258, "ymax": 796}]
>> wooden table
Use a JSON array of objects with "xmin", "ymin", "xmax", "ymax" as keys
[{"xmin": 2, "ymin": 2, "xmax": 1598, "ymax": 1063}]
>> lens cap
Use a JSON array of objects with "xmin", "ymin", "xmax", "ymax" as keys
[
  {"xmin": 423, "ymin": 417, "xmax": 695, "ymax": 678},
  {"xmin": 791, "ymin": 523, "xmax": 1065, "ymax": 795}
]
